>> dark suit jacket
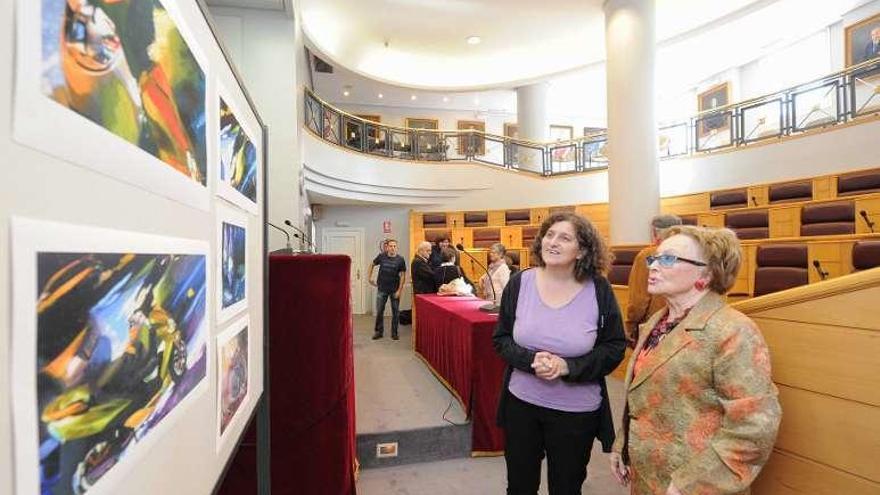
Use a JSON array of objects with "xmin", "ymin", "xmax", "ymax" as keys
[{"xmin": 411, "ymin": 256, "xmax": 437, "ymax": 294}]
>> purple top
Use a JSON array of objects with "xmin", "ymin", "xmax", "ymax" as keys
[{"xmin": 508, "ymin": 269, "xmax": 602, "ymax": 412}]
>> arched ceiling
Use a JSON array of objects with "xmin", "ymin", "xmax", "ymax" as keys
[{"xmin": 301, "ymin": 0, "xmax": 775, "ymax": 90}]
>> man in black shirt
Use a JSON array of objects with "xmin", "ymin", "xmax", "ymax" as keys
[{"xmin": 369, "ymin": 239, "xmax": 407, "ymax": 340}]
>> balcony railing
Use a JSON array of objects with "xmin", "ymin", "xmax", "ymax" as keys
[{"xmin": 304, "ymin": 57, "xmax": 880, "ymax": 176}]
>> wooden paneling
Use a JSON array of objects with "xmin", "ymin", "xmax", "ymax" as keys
[
  {"xmin": 748, "ymin": 185, "xmax": 769, "ymax": 207},
  {"xmin": 773, "ymin": 385, "xmax": 880, "ymax": 482},
  {"xmin": 460, "ymin": 250, "xmax": 487, "ymax": 283},
  {"xmin": 447, "ymin": 212, "xmax": 464, "ymax": 229},
  {"xmin": 577, "ymin": 203, "xmax": 610, "ymax": 238},
  {"xmin": 754, "ymin": 318, "xmax": 879, "ymax": 405},
  {"xmin": 743, "ymin": 279, "xmax": 880, "ymax": 330},
  {"xmin": 855, "ymin": 196, "xmax": 880, "ymax": 234},
  {"xmin": 487, "ymin": 210, "xmax": 506, "ymax": 227},
  {"xmin": 451, "ymin": 227, "xmax": 472, "ymax": 248},
  {"xmin": 660, "ymin": 193, "xmax": 710, "ymax": 215},
  {"xmin": 808, "ymin": 241, "xmax": 855, "ymax": 283},
  {"xmin": 812, "ymin": 176, "xmax": 837, "ymax": 201},
  {"xmin": 769, "ymin": 206, "xmax": 801, "ymax": 238},
  {"xmin": 696, "ymin": 212, "xmax": 725, "ymax": 228},
  {"xmin": 530, "ymin": 208, "xmax": 549, "ymax": 225},
  {"xmin": 500, "ymin": 226, "xmax": 523, "ymax": 249},
  {"xmin": 754, "ymin": 450, "xmax": 880, "ymax": 495}
]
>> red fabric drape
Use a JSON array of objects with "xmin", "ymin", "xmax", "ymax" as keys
[
  {"xmin": 414, "ymin": 295, "xmax": 506, "ymax": 453},
  {"xmin": 217, "ymin": 254, "xmax": 356, "ymax": 495}
]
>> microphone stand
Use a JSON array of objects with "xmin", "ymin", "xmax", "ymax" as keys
[
  {"xmin": 456, "ymin": 243, "xmax": 499, "ymax": 313},
  {"xmin": 268, "ymin": 222, "xmax": 294, "ymax": 254},
  {"xmin": 859, "ymin": 210, "xmax": 875, "ymax": 233},
  {"xmin": 285, "ymin": 220, "xmax": 315, "ymax": 252}
]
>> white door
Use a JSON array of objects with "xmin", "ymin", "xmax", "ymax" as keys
[{"xmin": 322, "ymin": 228, "xmax": 366, "ymax": 314}]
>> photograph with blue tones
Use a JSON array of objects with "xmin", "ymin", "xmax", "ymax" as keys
[
  {"xmin": 222, "ymin": 221, "xmax": 246, "ymax": 309},
  {"xmin": 220, "ymin": 97, "xmax": 258, "ymax": 204}
]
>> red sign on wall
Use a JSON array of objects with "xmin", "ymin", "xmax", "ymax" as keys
[{"xmin": 382, "ymin": 220, "xmax": 392, "ymax": 234}]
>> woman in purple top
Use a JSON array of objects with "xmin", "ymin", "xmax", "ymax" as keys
[{"xmin": 493, "ymin": 212, "xmax": 626, "ymax": 495}]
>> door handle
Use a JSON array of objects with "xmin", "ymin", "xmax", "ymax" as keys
[{"xmin": 356, "ymin": 269, "xmax": 361, "ymax": 280}]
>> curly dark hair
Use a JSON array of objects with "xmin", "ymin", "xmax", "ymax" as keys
[{"xmin": 530, "ymin": 212, "xmax": 612, "ymax": 281}]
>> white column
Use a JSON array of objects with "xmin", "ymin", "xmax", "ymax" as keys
[
  {"xmin": 516, "ymin": 82, "xmax": 550, "ymax": 172},
  {"xmin": 605, "ymin": 0, "xmax": 659, "ymax": 244}
]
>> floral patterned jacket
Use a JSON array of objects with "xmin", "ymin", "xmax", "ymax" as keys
[{"xmin": 612, "ymin": 292, "xmax": 781, "ymax": 495}]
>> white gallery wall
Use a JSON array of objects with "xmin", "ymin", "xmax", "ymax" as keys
[{"xmin": 0, "ymin": 0, "xmax": 265, "ymax": 493}]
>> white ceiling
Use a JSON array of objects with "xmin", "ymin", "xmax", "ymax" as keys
[
  {"xmin": 205, "ymin": 0, "xmax": 288, "ymax": 12},
  {"xmin": 301, "ymin": 0, "xmax": 779, "ymax": 90}
]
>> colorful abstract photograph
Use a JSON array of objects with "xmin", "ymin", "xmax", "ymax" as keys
[
  {"xmin": 41, "ymin": 0, "xmax": 207, "ymax": 185},
  {"xmin": 222, "ymin": 222, "xmax": 246, "ymax": 309},
  {"xmin": 218, "ymin": 323, "xmax": 249, "ymax": 437},
  {"xmin": 220, "ymin": 97, "xmax": 258, "ymax": 204},
  {"xmin": 34, "ymin": 252, "xmax": 207, "ymax": 495}
]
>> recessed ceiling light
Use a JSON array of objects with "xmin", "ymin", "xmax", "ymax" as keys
[
  {"xmin": 466, "ymin": 36, "xmax": 481, "ymax": 45},
  {"xmin": 343, "ymin": 90, "xmax": 350, "ymax": 96},
  {"xmin": 443, "ymin": 96, "xmax": 449, "ymax": 102},
  {"xmin": 474, "ymin": 98, "xmax": 480, "ymax": 105},
  {"xmin": 410, "ymin": 95, "xmax": 417, "ymax": 101},
  {"xmin": 378, "ymin": 93, "xmax": 384, "ymax": 99},
  {"xmin": 343, "ymin": 85, "xmax": 351, "ymax": 97}
]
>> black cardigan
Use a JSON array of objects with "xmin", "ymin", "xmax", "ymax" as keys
[{"xmin": 492, "ymin": 269, "xmax": 626, "ymax": 452}]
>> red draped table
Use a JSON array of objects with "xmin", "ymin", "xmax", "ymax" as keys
[{"xmin": 414, "ymin": 294, "xmax": 507, "ymax": 454}]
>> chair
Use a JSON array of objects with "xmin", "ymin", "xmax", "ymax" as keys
[
  {"xmin": 608, "ymin": 247, "xmax": 642, "ymax": 285},
  {"xmin": 725, "ymin": 210, "xmax": 769, "ymax": 240},
  {"xmin": 800, "ymin": 200, "xmax": 855, "ymax": 236},
  {"xmin": 769, "ymin": 180, "xmax": 812, "ymax": 204},
  {"xmin": 549, "ymin": 205, "xmax": 576, "ymax": 215},
  {"xmin": 424, "ymin": 229, "xmax": 451, "ymax": 244},
  {"xmin": 505, "ymin": 209, "xmax": 531, "ymax": 226},
  {"xmin": 472, "ymin": 228, "xmax": 501, "ymax": 249},
  {"xmin": 464, "ymin": 211, "xmax": 488, "ymax": 227},
  {"xmin": 837, "ymin": 168, "xmax": 880, "ymax": 197},
  {"xmin": 422, "ymin": 213, "xmax": 447, "ymax": 229},
  {"xmin": 753, "ymin": 244, "xmax": 809, "ymax": 296},
  {"xmin": 852, "ymin": 240, "xmax": 880, "ymax": 271},
  {"xmin": 710, "ymin": 189, "xmax": 748, "ymax": 209},
  {"xmin": 522, "ymin": 226, "xmax": 540, "ymax": 247},
  {"xmin": 507, "ymin": 251, "xmax": 522, "ymax": 273},
  {"xmin": 680, "ymin": 215, "xmax": 698, "ymax": 226}
]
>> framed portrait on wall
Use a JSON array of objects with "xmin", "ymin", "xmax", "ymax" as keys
[
  {"xmin": 405, "ymin": 118, "xmax": 439, "ymax": 154},
  {"xmin": 405, "ymin": 118, "xmax": 439, "ymax": 130},
  {"xmin": 457, "ymin": 120, "xmax": 485, "ymax": 155},
  {"xmin": 845, "ymin": 12, "xmax": 880, "ymax": 67},
  {"xmin": 504, "ymin": 123, "xmax": 519, "ymax": 139},
  {"xmin": 549, "ymin": 125, "xmax": 574, "ymax": 142},
  {"xmin": 696, "ymin": 82, "xmax": 731, "ymax": 140},
  {"xmin": 356, "ymin": 114, "xmax": 381, "ymax": 123}
]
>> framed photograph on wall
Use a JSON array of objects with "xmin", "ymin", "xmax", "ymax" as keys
[
  {"xmin": 696, "ymin": 82, "xmax": 731, "ymax": 140},
  {"xmin": 457, "ymin": 120, "xmax": 485, "ymax": 155},
  {"xmin": 845, "ymin": 12, "xmax": 880, "ymax": 67},
  {"xmin": 15, "ymin": 0, "xmax": 210, "ymax": 211},
  {"xmin": 405, "ymin": 118, "xmax": 439, "ymax": 130},
  {"xmin": 217, "ymin": 203, "xmax": 249, "ymax": 323},
  {"xmin": 356, "ymin": 114, "xmax": 381, "ymax": 123},
  {"xmin": 405, "ymin": 118, "xmax": 440, "ymax": 155},
  {"xmin": 549, "ymin": 125, "xmax": 574, "ymax": 141},
  {"xmin": 11, "ymin": 217, "xmax": 209, "ymax": 495},
  {"xmin": 217, "ymin": 84, "xmax": 261, "ymax": 215},
  {"xmin": 504, "ymin": 123, "xmax": 519, "ymax": 139},
  {"xmin": 216, "ymin": 316, "xmax": 250, "ymax": 451}
]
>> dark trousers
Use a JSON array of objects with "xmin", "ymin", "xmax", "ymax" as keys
[
  {"xmin": 502, "ymin": 394, "xmax": 600, "ymax": 495},
  {"xmin": 374, "ymin": 290, "xmax": 400, "ymax": 336}
]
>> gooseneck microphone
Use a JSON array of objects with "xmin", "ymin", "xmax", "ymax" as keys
[
  {"xmin": 750, "ymin": 196, "xmax": 758, "ymax": 207},
  {"xmin": 456, "ymin": 243, "xmax": 499, "ymax": 313},
  {"xmin": 812, "ymin": 260, "xmax": 829, "ymax": 280},
  {"xmin": 284, "ymin": 220, "xmax": 314, "ymax": 252},
  {"xmin": 268, "ymin": 222, "xmax": 294, "ymax": 254},
  {"xmin": 859, "ymin": 210, "xmax": 875, "ymax": 233}
]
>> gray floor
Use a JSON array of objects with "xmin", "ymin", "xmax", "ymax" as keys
[{"xmin": 353, "ymin": 314, "xmax": 629, "ymax": 495}]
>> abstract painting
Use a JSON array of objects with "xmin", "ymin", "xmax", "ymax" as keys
[
  {"xmin": 216, "ymin": 317, "xmax": 249, "ymax": 448},
  {"xmin": 41, "ymin": 0, "xmax": 207, "ymax": 184},
  {"xmin": 217, "ymin": 94, "xmax": 259, "ymax": 214},
  {"xmin": 12, "ymin": 218, "xmax": 209, "ymax": 495},
  {"xmin": 217, "ymin": 204, "xmax": 248, "ymax": 322}
]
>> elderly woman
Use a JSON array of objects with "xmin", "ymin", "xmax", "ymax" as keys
[
  {"xmin": 494, "ymin": 212, "xmax": 626, "ymax": 494},
  {"xmin": 609, "ymin": 226, "xmax": 781, "ymax": 495},
  {"xmin": 479, "ymin": 242, "xmax": 511, "ymax": 305},
  {"xmin": 411, "ymin": 241, "xmax": 438, "ymax": 294}
]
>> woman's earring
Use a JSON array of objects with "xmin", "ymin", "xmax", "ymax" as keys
[{"xmin": 694, "ymin": 279, "xmax": 707, "ymax": 291}]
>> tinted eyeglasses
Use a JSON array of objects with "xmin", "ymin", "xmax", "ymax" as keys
[{"xmin": 646, "ymin": 254, "xmax": 707, "ymax": 268}]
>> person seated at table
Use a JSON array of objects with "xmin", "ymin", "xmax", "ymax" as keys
[
  {"xmin": 493, "ymin": 212, "xmax": 626, "ymax": 495},
  {"xmin": 479, "ymin": 243, "xmax": 511, "ymax": 306},
  {"xmin": 434, "ymin": 247, "xmax": 472, "ymax": 288},
  {"xmin": 429, "ymin": 236, "xmax": 459, "ymax": 268},
  {"xmin": 411, "ymin": 241, "xmax": 438, "ymax": 294}
]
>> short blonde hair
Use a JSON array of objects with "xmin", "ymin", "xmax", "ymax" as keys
[{"xmin": 664, "ymin": 225, "xmax": 742, "ymax": 294}]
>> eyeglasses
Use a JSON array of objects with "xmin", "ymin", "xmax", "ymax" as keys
[{"xmin": 646, "ymin": 254, "xmax": 707, "ymax": 268}]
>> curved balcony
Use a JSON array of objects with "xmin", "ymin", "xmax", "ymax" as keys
[{"xmin": 304, "ymin": 56, "xmax": 880, "ymax": 177}]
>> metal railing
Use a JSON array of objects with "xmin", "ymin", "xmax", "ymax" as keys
[{"xmin": 304, "ymin": 57, "xmax": 880, "ymax": 176}]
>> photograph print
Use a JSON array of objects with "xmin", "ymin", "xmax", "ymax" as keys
[
  {"xmin": 846, "ymin": 12, "xmax": 880, "ymax": 67},
  {"xmin": 217, "ymin": 203, "xmax": 248, "ymax": 323},
  {"xmin": 216, "ymin": 316, "xmax": 250, "ymax": 449},
  {"xmin": 217, "ymin": 91, "xmax": 260, "ymax": 214},
  {"xmin": 12, "ymin": 218, "xmax": 209, "ymax": 495}
]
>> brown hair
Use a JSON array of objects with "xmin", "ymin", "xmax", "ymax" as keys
[
  {"xmin": 440, "ymin": 246, "xmax": 457, "ymax": 263},
  {"xmin": 530, "ymin": 212, "xmax": 611, "ymax": 281},
  {"xmin": 663, "ymin": 225, "xmax": 742, "ymax": 294}
]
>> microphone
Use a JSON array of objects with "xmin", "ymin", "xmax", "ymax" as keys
[
  {"xmin": 812, "ymin": 260, "xmax": 829, "ymax": 280},
  {"xmin": 859, "ymin": 210, "xmax": 875, "ymax": 233},
  {"xmin": 268, "ymin": 222, "xmax": 294, "ymax": 254},
  {"xmin": 750, "ymin": 196, "xmax": 758, "ymax": 207},
  {"xmin": 456, "ymin": 243, "xmax": 499, "ymax": 313},
  {"xmin": 284, "ymin": 220, "xmax": 314, "ymax": 252}
]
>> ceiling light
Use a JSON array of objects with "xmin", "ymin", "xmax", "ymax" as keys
[
  {"xmin": 410, "ymin": 95, "xmax": 417, "ymax": 101},
  {"xmin": 466, "ymin": 36, "xmax": 481, "ymax": 45},
  {"xmin": 443, "ymin": 96, "xmax": 449, "ymax": 102},
  {"xmin": 343, "ymin": 85, "xmax": 351, "ymax": 97},
  {"xmin": 343, "ymin": 90, "xmax": 350, "ymax": 96},
  {"xmin": 378, "ymin": 93, "xmax": 383, "ymax": 99},
  {"xmin": 474, "ymin": 98, "xmax": 480, "ymax": 105}
]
